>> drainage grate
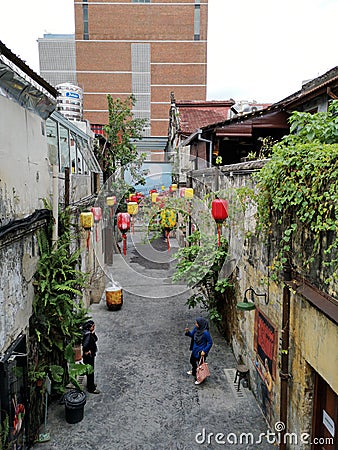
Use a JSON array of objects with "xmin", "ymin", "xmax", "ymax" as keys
[{"xmin": 223, "ymin": 368, "xmax": 247, "ymax": 399}]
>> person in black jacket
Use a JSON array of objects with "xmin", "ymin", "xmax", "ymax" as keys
[{"xmin": 82, "ymin": 320, "xmax": 100, "ymax": 394}]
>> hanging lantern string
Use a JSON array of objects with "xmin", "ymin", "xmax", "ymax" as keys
[
  {"xmin": 86, "ymin": 230, "xmax": 91, "ymax": 250},
  {"xmin": 122, "ymin": 233, "xmax": 127, "ymax": 256},
  {"xmin": 217, "ymin": 223, "xmax": 221, "ymax": 247}
]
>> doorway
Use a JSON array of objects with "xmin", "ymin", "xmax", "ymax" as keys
[{"xmin": 312, "ymin": 372, "xmax": 337, "ymax": 449}]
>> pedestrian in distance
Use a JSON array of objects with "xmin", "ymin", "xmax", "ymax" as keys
[
  {"xmin": 185, "ymin": 317, "xmax": 213, "ymax": 385},
  {"xmin": 82, "ymin": 320, "xmax": 100, "ymax": 394}
]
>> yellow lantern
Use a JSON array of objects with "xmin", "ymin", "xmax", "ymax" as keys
[
  {"xmin": 160, "ymin": 209, "xmax": 177, "ymax": 230},
  {"xmin": 184, "ymin": 188, "xmax": 194, "ymax": 199},
  {"xmin": 151, "ymin": 192, "xmax": 159, "ymax": 203},
  {"xmin": 127, "ymin": 202, "xmax": 138, "ymax": 234},
  {"xmin": 160, "ymin": 209, "xmax": 177, "ymax": 252},
  {"xmin": 171, "ymin": 184, "xmax": 177, "ymax": 191},
  {"xmin": 80, "ymin": 212, "xmax": 94, "ymax": 229},
  {"xmin": 80, "ymin": 212, "xmax": 94, "ymax": 249},
  {"xmin": 106, "ymin": 196, "xmax": 116, "ymax": 206},
  {"xmin": 127, "ymin": 202, "xmax": 138, "ymax": 215}
]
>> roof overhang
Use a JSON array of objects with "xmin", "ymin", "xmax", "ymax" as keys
[{"xmin": 215, "ymin": 110, "xmax": 289, "ymax": 138}]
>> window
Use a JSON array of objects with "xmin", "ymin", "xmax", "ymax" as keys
[
  {"xmin": 46, "ymin": 118, "xmax": 58, "ymax": 166},
  {"xmin": 132, "ymin": 0, "xmax": 150, "ymax": 3},
  {"xmin": 194, "ymin": 1, "xmax": 200, "ymax": 41},
  {"xmin": 83, "ymin": 1, "xmax": 89, "ymax": 40},
  {"xmin": 59, "ymin": 125, "xmax": 70, "ymax": 173}
]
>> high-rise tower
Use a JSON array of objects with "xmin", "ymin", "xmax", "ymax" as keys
[{"xmin": 74, "ymin": 0, "xmax": 208, "ymax": 143}]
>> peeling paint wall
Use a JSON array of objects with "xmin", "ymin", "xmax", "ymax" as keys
[
  {"xmin": 0, "ymin": 95, "xmax": 52, "ymax": 225},
  {"xmin": 0, "ymin": 230, "xmax": 39, "ymax": 353},
  {"xmin": 190, "ymin": 162, "xmax": 338, "ymax": 446}
]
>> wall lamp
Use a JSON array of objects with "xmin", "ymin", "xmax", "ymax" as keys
[{"xmin": 236, "ymin": 287, "xmax": 269, "ymax": 311}]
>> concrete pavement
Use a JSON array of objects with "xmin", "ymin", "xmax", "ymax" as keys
[{"xmin": 33, "ymin": 229, "xmax": 273, "ymax": 450}]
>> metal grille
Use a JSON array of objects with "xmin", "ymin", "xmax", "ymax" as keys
[{"xmin": 131, "ymin": 43, "xmax": 151, "ymax": 135}]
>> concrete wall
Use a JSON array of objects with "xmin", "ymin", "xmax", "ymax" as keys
[
  {"xmin": 0, "ymin": 226, "xmax": 40, "ymax": 353},
  {"xmin": 0, "ymin": 95, "xmax": 51, "ymax": 225},
  {"xmin": 190, "ymin": 162, "xmax": 338, "ymax": 446},
  {"xmin": 0, "ymin": 93, "xmax": 52, "ymax": 355}
]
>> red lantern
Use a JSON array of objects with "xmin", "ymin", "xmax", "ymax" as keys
[
  {"xmin": 91, "ymin": 207, "xmax": 102, "ymax": 242},
  {"xmin": 130, "ymin": 195, "xmax": 139, "ymax": 203},
  {"xmin": 211, "ymin": 199, "xmax": 229, "ymax": 246},
  {"xmin": 91, "ymin": 207, "xmax": 102, "ymax": 222},
  {"xmin": 179, "ymin": 187, "xmax": 186, "ymax": 198},
  {"xmin": 117, "ymin": 212, "xmax": 131, "ymax": 255}
]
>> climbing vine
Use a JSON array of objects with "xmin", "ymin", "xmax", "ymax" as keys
[{"xmin": 255, "ymin": 101, "xmax": 338, "ymax": 285}]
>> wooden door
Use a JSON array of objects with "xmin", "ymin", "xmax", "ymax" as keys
[{"xmin": 312, "ymin": 373, "xmax": 337, "ymax": 449}]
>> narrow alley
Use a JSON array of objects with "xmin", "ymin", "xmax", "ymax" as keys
[{"xmin": 33, "ymin": 228, "xmax": 273, "ymax": 450}]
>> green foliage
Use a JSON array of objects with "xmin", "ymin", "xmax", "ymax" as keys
[
  {"xmin": 97, "ymin": 94, "xmax": 149, "ymax": 186},
  {"xmin": 173, "ymin": 231, "xmax": 231, "ymax": 323},
  {"xmin": 288, "ymin": 101, "xmax": 338, "ymax": 144},
  {"xmin": 255, "ymin": 100, "xmax": 338, "ymax": 280},
  {"xmin": 32, "ymin": 238, "xmax": 89, "ymax": 354},
  {"xmin": 64, "ymin": 344, "xmax": 93, "ymax": 391},
  {"xmin": 0, "ymin": 412, "xmax": 9, "ymax": 450},
  {"xmin": 30, "ymin": 206, "xmax": 91, "ymax": 396}
]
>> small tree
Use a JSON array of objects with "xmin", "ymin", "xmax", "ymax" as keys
[
  {"xmin": 96, "ymin": 94, "xmax": 149, "ymax": 188},
  {"xmin": 173, "ymin": 230, "xmax": 232, "ymax": 323}
]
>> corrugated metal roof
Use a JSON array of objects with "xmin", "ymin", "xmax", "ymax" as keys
[{"xmin": 0, "ymin": 40, "xmax": 58, "ymax": 98}]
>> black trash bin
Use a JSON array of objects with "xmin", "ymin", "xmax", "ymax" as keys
[{"xmin": 64, "ymin": 389, "xmax": 87, "ymax": 424}]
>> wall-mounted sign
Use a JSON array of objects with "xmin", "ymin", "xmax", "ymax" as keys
[
  {"xmin": 254, "ymin": 310, "xmax": 277, "ymax": 378},
  {"xmin": 66, "ymin": 91, "xmax": 80, "ymax": 99},
  {"xmin": 323, "ymin": 409, "xmax": 335, "ymax": 437}
]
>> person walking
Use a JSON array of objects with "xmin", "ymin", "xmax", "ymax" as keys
[
  {"xmin": 82, "ymin": 320, "xmax": 100, "ymax": 394},
  {"xmin": 185, "ymin": 317, "xmax": 213, "ymax": 385}
]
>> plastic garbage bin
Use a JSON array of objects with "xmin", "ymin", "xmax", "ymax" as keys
[{"xmin": 64, "ymin": 389, "xmax": 87, "ymax": 424}]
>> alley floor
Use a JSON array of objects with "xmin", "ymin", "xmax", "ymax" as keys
[{"xmin": 33, "ymin": 228, "xmax": 273, "ymax": 450}]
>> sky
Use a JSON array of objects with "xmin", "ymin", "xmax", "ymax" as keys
[{"xmin": 1, "ymin": 0, "xmax": 337, "ymax": 104}]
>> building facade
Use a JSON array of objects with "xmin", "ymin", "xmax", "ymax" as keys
[
  {"xmin": 38, "ymin": 34, "xmax": 77, "ymax": 86},
  {"xmin": 73, "ymin": 0, "xmax": 208, "ymax": 140}
]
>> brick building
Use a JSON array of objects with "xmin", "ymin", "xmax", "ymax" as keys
[{"xmin": 74, "ymin": 0, "xmax": 208, "ymax": 148}]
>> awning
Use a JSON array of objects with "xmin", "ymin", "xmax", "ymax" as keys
[{"xmin": 215, "ymin": 110, "xmax": 289, "ymax": 138}]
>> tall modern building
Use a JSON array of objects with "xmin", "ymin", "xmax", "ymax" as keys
[
  {"xmin": 38, "ymin": 34, "xmax": 77, "ymax": 87},
  {"xmin": 73, "ymin": 0, "xmax": 208, "ymax": 145}
]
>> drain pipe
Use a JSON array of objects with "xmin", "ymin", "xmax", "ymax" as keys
[
  {"xmin": 197, "ymin": 129, "xmax": 213, "ymax": 168},
  {"xmin": 279, "ymin": 256, "xmax": 292, "ymax": 449},
  {"xmin": 52, "ymin": 164, "xmax": 59, "ymax": 246}
]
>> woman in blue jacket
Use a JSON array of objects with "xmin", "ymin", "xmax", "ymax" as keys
[{"xmin": 185, "ymin": 317, "xmax": 213, "ymax": 385}]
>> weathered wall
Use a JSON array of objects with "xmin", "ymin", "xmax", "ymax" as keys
[
  {"xmin": 190, "ymin": 161, "xmax": 338, "ymax": 446},
  {"xmin": 0, "ymin": 95, "xmax": 51, "ymax": 225},
  {"xmin": 0, "ymin": 226, "xmax": 41, "ymax": 353}
]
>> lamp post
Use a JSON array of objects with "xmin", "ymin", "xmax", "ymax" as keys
[
  {"xmin": 184, "ymin": 188, "xmax": 194, "ymax": 245},
  {"xmin": 105, "ymin": 196, "xmax": 117, "ymax": 265}
]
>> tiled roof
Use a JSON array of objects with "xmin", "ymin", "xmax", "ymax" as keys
[{"xmin": 176, "ymin": 100, "xmax": 234, "ymax": 135}]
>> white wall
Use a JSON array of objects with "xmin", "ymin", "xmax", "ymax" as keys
[{"xmin": 0, "ymin": 95, "xmax": 51, "ymax": 224}]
